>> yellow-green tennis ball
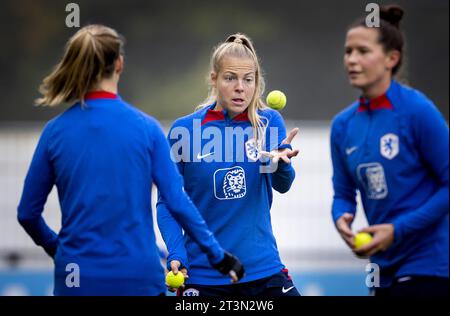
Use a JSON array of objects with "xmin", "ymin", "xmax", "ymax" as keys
[
  {"xmin": 354, "ymin": 232, "xmax": 373, "ymax": 249},
  {"xmin": 266, "ymin": 90, "xmax": 287, "ymax": 110},
  {"xmin": 165, "ymin": 271, "xmax": 185, "ymax": 288}
]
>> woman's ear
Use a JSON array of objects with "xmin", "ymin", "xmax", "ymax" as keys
[
  {"xmin": 210, "ymin": 72, "xmax": 217, "ymax": 85},
  {"xmin": 386, "ymin": 50, "xmax": 401, "ymax": 71},
  {"xmin": 116, "ymin": 55, "xmax": 124, "ymax": 74}
]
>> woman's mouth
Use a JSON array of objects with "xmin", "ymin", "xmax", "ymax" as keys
[
  {"xmin": 231, "ymin": 98, "xmax": 245, "ymax": 106},
  {"xmin": 348, "ymin": 70, "xmax": 362, "ymax": 78}
]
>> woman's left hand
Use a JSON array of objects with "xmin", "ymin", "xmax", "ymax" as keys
[
  {"xmin": 261, "ymin": 128, "xmax": 300, "ymax": 164},
  {"xmin": 353, "ymin": 224, "xmax": 395, "ymax": 257}
]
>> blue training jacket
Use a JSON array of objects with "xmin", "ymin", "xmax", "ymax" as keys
[
  {"xmin": 17, "ymin": 91, "xmax": 225, "ymax": 295},
  {"xmin": 157, "ymin": 103, "xmax": 295, "ymax": 285},
  {"xmin": 331, "ymin": 80, "xmax": 449, "ymax": 287}
]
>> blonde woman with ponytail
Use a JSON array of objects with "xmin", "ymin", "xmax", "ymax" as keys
[
  {"xmin": 17, "ymin": 25, "xmax": 244, "ymax": 296},
  {"xmin": 157, "ymin": 33, "xmax": 300, "ymax": 296}
]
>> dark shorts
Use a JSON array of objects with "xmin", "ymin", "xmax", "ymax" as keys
[
  {"xmin": 374, "ymin": 275, "xmax": 449, "ymax": 297},
  {"xmin": 179, "ymin": 269, "xmax": 300, "ymax": 297}
]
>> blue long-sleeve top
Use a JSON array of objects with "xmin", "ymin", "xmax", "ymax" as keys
[
  {"xmin": 157, "ymin": 103, "xmax": 295, "ymax": 285},
  {"xmin": 330, "ymin": 80, "xmax": 449, "ymax": 287},
  {"xmin": 17, "ymin": 91, "xmax": 224, "ymax": 295}
]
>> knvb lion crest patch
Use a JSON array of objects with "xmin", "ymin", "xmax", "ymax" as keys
[
  {"xmin": 245, "ymin": 138, "xmax": 262, "ymax": 161},
  {"xmin": 380, "ymin": 133, "xmax": 399, "ymax": 160}
]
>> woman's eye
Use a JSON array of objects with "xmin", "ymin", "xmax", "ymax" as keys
[
  {"xmin": 359, "ymin": 48, "xmax": 370, "ymax": 54},
  {"xmin": 245, "ymin": 78, "xmax": 254, "ymax": 83}
]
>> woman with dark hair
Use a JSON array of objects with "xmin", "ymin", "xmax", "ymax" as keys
[{"xmin": 331, "ymin": 5, "xmax": 449, "ymax": 296}]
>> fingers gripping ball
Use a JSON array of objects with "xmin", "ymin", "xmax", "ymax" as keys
[
  {"xmin": 354, "ymin": 232, "xmax": 373, "ymax": 249},
  {"xmin": 266, "ymin": 90, "xmax": 287, "ymax": 110},
  {"xmin": 165, "ymin": 271, "xmax": 185, "ymax": 288}
]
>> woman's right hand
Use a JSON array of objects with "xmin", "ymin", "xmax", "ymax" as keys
[
  {"xmin": 336, "ymin": 213, "xmax": 355, "ymax": 249},
  {"xmin": 166, "ymin": 260, "xmax": 189, "ymax": 292},
  {"xmin": 211, "ymin": 251, "xmax": 245, "ymax": 283}
]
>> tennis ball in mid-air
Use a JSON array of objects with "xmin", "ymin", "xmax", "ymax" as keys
[
  {"xmin": 266, "ymin": 90, "xmax": 287, "ymax": 110},
  {"xmin": 354, "ymin": 232, "xmax": 373, "ymax": 249},
  {"xmin": 165, "ymin": 271, "xmax": 185, "ymax": 288}
]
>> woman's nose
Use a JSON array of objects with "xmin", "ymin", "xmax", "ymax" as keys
[{"xmin": 235, "ymin": 80, "xmax": 244, "ymax": 92}]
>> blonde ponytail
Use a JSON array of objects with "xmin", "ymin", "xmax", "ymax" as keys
[
  {"xmin": 35, "ymin": 24, "xmax": 124, "ymax": 106},
  {"xmin": 197, "ymin": 33, "xmax": 268, "ymax": 145}
]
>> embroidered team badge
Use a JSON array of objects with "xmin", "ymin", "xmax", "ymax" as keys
[
  {"xmin": 245, "ymin": 138, "xmax": 262, "ymax": 161},
  {"xmin": 213, "ymin": 166, "xmax": 246, "ymax": 200},
  {"xmin": 357, "ymin": 162, "xmax": 388, "ymax": 199},
  {"xmin": 380, "ymin": 133, "xmax": 399, "ymax": 159}
]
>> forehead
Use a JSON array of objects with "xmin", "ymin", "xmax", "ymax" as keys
[
  {"xmin": 219, "ymin": 56, "xmax": 256, "ymax": 74},
  {"xmin": 345, "ymin": 27, "xmax": 379, "ymax": 46}
]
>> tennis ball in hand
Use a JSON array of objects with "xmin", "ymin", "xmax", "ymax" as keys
[
  {"xmin": 266, "ymin": 90, "xmax": 287, "ymax": 110},
  {"xmin": 354, "ymin": 232, "xmax": 373, "ymax": 249},
  {"xmin": 165, "ymin": 271, "xmax": 185, "ymax": 288}
]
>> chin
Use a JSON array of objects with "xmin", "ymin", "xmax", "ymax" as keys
[
  {"xmin": 349, "ymin": 78, "xmax": 367, "ymax": 90},
  {"xmin": 229, "ymin": 104, "xmax": 249, "ymax": 113}
]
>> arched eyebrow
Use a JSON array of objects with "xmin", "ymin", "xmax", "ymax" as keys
[
  {"xmin": 345, "ymin": 43, "xmax": 371, "ymax": 49},
  {"xmin": 222, "ymin": 71, "xmax": 255, "ymax": 76}
]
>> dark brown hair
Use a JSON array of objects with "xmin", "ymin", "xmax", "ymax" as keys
[{"xmin": 350, "ymin": 4, "xmax": 405, "ymax": 75}]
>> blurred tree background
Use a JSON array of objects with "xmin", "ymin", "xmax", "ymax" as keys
[{"xmin": 0, "ymin": 0, "xmax": 448, "ymax": 122}]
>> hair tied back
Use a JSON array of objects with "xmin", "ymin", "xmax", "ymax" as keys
[{"xmin": 380, "ymin": 5, "xmax": 404, "ymax": 28}]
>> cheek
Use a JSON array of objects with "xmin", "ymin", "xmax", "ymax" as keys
[
  {"xmin": 217, "ymin": 81, "xmax": 231, "ymax": 97},
  {"xmin": 363, "ymin": 54, "xmax": 386, "ymax": 72},
  {"xmin": 246, "ymin": 82, "xmax": 256, "ymax": 96}
]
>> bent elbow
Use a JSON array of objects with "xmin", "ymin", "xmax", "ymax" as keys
[{"xmin": 273, "ymin": 182, "xmax": 293, "ymax": 194}]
